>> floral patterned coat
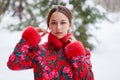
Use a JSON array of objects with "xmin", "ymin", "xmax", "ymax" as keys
[{"xmin": 7, "ymin": 26, "xmax": 94, "ymax": 80}]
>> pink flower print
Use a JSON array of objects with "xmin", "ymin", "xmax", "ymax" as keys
[
  {"xmin": 68, "ymin": 71, "xmax": 73, "ymax": 78},
  {"xmin": 21, "ymin": 45, "xmax": 29, "ymax": 52},
  {"xmin": 63, "ymin": 66, "xmax": 71, "ymax": 73},
  {"xmin": 44, "ymin": 66, "xmax": 50, "ymax": 71},
  {"xmin": 9, "ymin": 53, "xmax": 16, "ymax": 61},
  {"xmin": 50, "ymin": 69, "xmax": 58, "ymax": 78},
  {"xmin": 72, "ymin": 56, "xmax": 79, "ymax": 60},
  {"xmin": 19, "ymin": 54, "xmax": 26, "ymax": 60},
  {"xmin": 36, "ymin": 56, "xmax": 42, "ymax": 63},
  {"xmin": 37, "ymin": 50, "xmax": 42, "ymax": 54},
  {"xmin": 43, "ymin": 72, "xmax": 50, "ymax": 80},
  {"xmin": 72, "ymin": 62, "xmax": 78, "ymax": 68},
  {"xmin": 63, "ymin": 66, "xmax": 73, "ymax": 78}
]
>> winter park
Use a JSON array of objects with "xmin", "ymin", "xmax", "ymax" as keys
[{"xmin": 0, "ymin": 0, "xmax": 120, "ymax": 80}]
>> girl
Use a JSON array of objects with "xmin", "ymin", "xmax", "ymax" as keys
[{"xmin": 7, "ymin": 5, "xmax": 94, "ymax": 80}]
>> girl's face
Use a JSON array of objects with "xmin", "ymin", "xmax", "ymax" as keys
[{"xmin": 49, "ymin": 11, "xmax": 71, "ymax": 39}]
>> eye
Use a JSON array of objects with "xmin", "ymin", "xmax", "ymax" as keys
[
  {"xmin": 51, "ymin": 22, "xmax": 57, "ymax": 25},
  {"xmin": 61, "ymin": 22, "xmax": 66, "ymax": 24}
]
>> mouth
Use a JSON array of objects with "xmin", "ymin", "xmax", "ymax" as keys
[{"xmin": 55, "ymin": 32, "xmax": 62, "ymax": 35}]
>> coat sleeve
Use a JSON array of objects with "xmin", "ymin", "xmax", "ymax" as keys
[
  {"xmin": 7, "ymin": 26, "xmax": 41, "ymax": 70},
  {"xmin": 65, "ymin": 41, "xmax": 94, "ymax": 80},
  {"xmin": 7, "ymin": 38, "xmax": 33, "ymax": 70}
]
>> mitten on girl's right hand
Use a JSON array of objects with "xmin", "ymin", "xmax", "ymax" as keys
[
  {"xmin": 65, "ymin": 41, "xmax": 85, "ymax": 59},
  {"xmin": 22, "ymin": 26, "xmax": 41, "ymax": 47}
]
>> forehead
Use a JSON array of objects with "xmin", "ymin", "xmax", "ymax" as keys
[{"xmin": 50, "ymin": 11, "xmax": 69, "ymax": 21}]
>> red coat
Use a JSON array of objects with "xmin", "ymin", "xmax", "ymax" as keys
[{"xmin": 7, "ymin": 26, "xmax": 94, "ymax": 80}]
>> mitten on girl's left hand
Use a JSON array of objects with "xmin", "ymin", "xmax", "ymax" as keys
[
  {"xmin": 65, "ymin": 41, "xmax": 85, "ymax": 59},
  {"xmin": 22, "ymin": 26, "xmax": 41, "ymax": 47}
]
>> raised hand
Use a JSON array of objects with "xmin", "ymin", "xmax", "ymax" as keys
[{"xmin": 35, "ymin": 27, "xmax": 48, "ymax": 37}]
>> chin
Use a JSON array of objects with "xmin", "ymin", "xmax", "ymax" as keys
[
  {"xmin": 52, "ymin": 33, "xmax": 65, "ymax": 39},
  {"xmin": 56, "ymin": 35, "xmax": 65, "ymax": 39},
  {"xmin": 56, "ymin": 36, "xmax": 63, "ymax": 39}
]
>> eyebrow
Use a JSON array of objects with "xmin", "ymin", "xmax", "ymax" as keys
[
  {"xmin": 51, "ymin": 20, "xmax": 66, "ymax": 22},
  {"xmin": 51, "ymin": 20, "xmax": 56, "ymax": 21}
]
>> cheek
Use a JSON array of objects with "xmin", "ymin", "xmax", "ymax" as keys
[
  {"xmin": 63, "ymin": 26, "xmax": 70, "ymax": 32},
  {"xmin": 49, "ymin": 26, "xmax": 55, "ymax": 32},
  {"xmin": 49, "ymin": 25, "xmax": 53, "ymax": 30}
]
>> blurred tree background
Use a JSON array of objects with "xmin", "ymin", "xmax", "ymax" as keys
[
  {"xmin": 0, "ymin": 0, "xmax": 108, "ymax": 50},
  {"xmin": 94, "ymin": 0, "xmax": 120, "ymax": 12}
]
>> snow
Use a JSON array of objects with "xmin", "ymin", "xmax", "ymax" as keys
[
  {"xmin": 82, "ymin": 0, "xmax": 95, "ymax": 11},
  {"xmin": 0, "ymin": 30, "xmax": 34, "ymax": 80},
  {"xmin": 91, "ymin": 17, "xmax": 120, "ymax": 80},
  {"xmin": 0, "ymin": 12, "xmax": 120, "ymax": 80}
]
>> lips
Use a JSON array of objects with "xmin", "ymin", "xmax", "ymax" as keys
[{"xmin": 55, "ymin": 32, "xmax": 62, "ymax": 35}]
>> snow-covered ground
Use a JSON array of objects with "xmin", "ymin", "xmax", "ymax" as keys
[
  {"xmin": 91, "ymin": 14, "xmax": 120, "ymax": 80},
  {"xmin": 0, "ymin": 13, "xmax": 120, "ymax": 80}
]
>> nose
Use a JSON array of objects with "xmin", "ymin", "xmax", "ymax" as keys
[{"xmin": 57, "ymin": 23, "xmax": 61, "ymax": 29}]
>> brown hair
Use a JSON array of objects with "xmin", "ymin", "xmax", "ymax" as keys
[{"xmin": 47, "ymin": 5, "xmax": 72, "ymax": 27}]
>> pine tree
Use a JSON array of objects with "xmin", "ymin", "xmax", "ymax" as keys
[
  {"xmin": 69, "ymin": 0, "xmax": 105, "ymax": 49},
  {"xmin": 0, "ymin": 0, "xmax": 106, "ymax": 49}
]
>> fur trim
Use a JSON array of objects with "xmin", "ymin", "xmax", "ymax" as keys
[
  {"xmin": 48, "ymin": 33, "xmax": 72, "ymax": 49},
  {"xmin": 48, "ymin": 33, "xmax": 62, "ymax": 49},
  {"xmin": 65, "ymin": 41, "xmax": 85, "ymax": 58},
  {"xmin": 60, "ymin": 33, "xmax": 72, "ymax": 46},
  {"xmin": 22, "ymin": 26, "xmax": 41, "ymax": 47}
]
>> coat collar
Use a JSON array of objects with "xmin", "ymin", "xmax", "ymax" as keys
[{"xmin": 48, "ymin": 33, "xmax": 72, "ymax": 49}]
